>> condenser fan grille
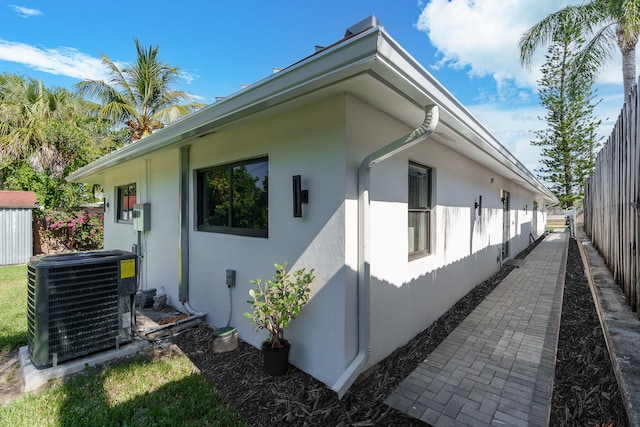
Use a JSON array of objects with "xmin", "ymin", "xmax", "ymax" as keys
[{"xmin": 27, "ymin": 250, "xmax": 137, "ymax": 367}]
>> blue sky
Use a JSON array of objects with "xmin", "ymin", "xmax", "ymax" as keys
[{"xmin": 0, "ymin": 1, "xmax": 630, "ymax": 175}]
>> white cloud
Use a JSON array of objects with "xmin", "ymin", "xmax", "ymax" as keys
[
  {"xmin": 0, "ymin": 39, "xmax": 110, "ymax": 81},
  {"xmin": 417, "ymin": 0, "xmax": 630, "ymax": 176},
  {"xmin": 417, "ymin": 0, "xmax": 604, "ymax": 93},
  {"xmin": 179, "ymin": 70, "xmax": 199, "ymax": 85},
  {"xmin": 9, "ymin": 5, "xmax": 42, "ymax": 18},
  {"xmin": 0, "ymin": 38, "xmax": 202, "ymax": 89},
  {"xmin": 468, "ymin": 102, "xmax": 546, "ymax": 173},
  {"xmin": 189, "ymin": 92, "xmax": 206, "ymax": 102},
  {"xmin": 467, "ymin": 87, "xmax": 622, "ymax": 176},
  {"xmin": 592, "ymin": 88, "xmax": 625, "ymax": 141}
]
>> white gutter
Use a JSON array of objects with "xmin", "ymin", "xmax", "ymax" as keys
[{"xmin": 331, "ymin": 104, "xmax": 440, "ymax": 398}]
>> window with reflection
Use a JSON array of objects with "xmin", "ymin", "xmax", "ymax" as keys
[
  {"xmin": 197, "ymin": 157, "xmax": 268, "ymax": 237},
  {"xmin": 117, "ymin": 183, "xmax": 136, "ymax": 223}
]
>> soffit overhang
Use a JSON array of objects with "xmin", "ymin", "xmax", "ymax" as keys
[{"xmin": 67, "ymin": 25, "xmax": 556, "ymax": 203}]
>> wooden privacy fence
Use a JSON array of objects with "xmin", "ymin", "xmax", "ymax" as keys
[{"xmin": 583, "ymin": 76, "xmax": 639, "ymax": 314}]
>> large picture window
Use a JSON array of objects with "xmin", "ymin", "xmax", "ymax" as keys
[
  {"xmin": 197, "ymin": 157, "xmax": 268, "ymax": 237},
  {"xmin": 117, "ymin": 183, "xmax": 136, "ymax": 223},
  {"xmin": 408, "ymin": 162, "xmax": 432, "ymax": 259}
]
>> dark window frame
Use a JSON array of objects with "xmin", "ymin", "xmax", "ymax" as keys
[
  {"xmin": 117, "ymin": 183, "xmax": 136, "ymax": 224},
  {"xmin": 408, "ymin": 161, "xmax": 433, "ymax": 260},
  {"xmin": 196, "ymin": 157, "xmax": 269, "ymax": 238}
]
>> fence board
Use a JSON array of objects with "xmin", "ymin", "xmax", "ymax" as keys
[{"xmin": 584, "ymin": 77, "xmax": 640, "ymax": 316}]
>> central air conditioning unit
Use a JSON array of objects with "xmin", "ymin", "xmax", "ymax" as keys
[{"xmin": 27, "ymin": 250, "xmax": 138, "ymax": 368}]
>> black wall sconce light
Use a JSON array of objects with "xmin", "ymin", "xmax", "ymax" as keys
[
  {"xmin": 474, "ymin": 195, "xmax": 483, "ymax": 216},
  {"xmin": 293, "ymin": 175, "xmax": 309, "ymax": 218}
]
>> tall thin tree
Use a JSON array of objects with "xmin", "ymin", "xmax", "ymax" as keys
[{"xmin": 533, "ymin": 21, "xmax": 601, "ymax": 208}]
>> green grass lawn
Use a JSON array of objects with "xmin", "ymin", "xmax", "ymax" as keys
[
  {"xmin": 0, "ymin": 264, "xmax": 246, "ymax": 426},
  {"xmin": 0, "ymin": 264, "xmax": 28, "ymax": 354}
]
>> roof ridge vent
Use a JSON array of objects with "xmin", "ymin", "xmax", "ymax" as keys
[{"xmin": 344, "ymin": 15, "xmax": 380, "ymax": 38}]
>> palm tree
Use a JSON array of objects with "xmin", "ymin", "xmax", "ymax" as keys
[
  {"xmin": 76, "ymin": 39, "xmax": 204, "ymax": 143},
  {"xmin": 0, "ymin": 73, "xmax": 115, "ymax": 180},
  {"xmin": 0, "ymin": 74, "xmax": 70, "ymax": 175},
  {"xmin": 0, "ymin": 74, "xmax": 46, "ymax": 160},
  {"xmin": 519, "ymin": 0, "xmax": 640, "ymax": 99}
]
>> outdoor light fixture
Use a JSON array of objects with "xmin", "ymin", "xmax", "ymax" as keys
[
  {"xmin": 474, "ymin": 195, "xmax": 482, "ymax": 216},
  {"xmin": 293, "ymin": 175, "xmax": 309, "ymax": 218}
]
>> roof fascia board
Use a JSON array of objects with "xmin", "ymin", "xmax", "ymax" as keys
[
  {"xmin": 370, "ymin": 32, "xmax": 556, "ymax": 202},
  {"xmin": 67, "ymin": 29, "xmax": 383, "ymax": 183},
  {"xmin": 67, "ymin": 23, "xmax": 556, "ymax": 203}
]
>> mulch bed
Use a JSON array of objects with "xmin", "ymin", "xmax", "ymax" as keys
[
  {"xmin": 173, "ymin": 235, "xmax": 629, "ymax": 426},
  {"xmin": 549, "ymin": 237, "xmax": 628, "ymax": 426}
]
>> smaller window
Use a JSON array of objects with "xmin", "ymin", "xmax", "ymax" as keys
[
  {"xmin": 408, "ymin": 162, "xmax": 433, "ymax": 260},
  {"xmin": 117, "ymin": 183, "xmax": 137, "ymax": 223}
]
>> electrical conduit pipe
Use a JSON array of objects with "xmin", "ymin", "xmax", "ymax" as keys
[{"xmin": 331, "ymin": 104, "xmax": 440, "ymax": 398}]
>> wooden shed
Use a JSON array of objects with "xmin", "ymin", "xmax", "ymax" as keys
[{"xmin": 0, "ymin": 190, "xmax": 37, "ymax": 265}]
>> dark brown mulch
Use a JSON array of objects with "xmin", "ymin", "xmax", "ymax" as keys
[
  {"xmin": 549, "ymin": 237, "xmax": 628, "ymax": 426},
  {"xmin": 173, "ymin": 235, "xmax": 627, "ymax": 426}
]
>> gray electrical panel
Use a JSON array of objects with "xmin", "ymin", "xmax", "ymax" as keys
[{"xmin": 133, "ymin": 203, "xmax": 150, "ymax": 231}]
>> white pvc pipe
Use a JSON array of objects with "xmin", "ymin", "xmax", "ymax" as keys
[{"xmin": 331, "ymin": 105, "xmax": 439, "ymax": 398}]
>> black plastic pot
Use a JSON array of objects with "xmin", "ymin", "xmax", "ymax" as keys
[{"xmin": 261, "ymin": 340, "xmax": 290, "ymax": 376}]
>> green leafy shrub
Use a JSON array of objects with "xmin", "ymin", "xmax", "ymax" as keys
[{"xmin": 245, "ymin": 262, "xmax": 314, "ymax": 349}]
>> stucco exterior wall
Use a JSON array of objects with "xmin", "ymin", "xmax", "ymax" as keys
[
  {"xmin": 343, "ymin": 95, "xmax": 548, "ymax": 367},
  {"xmin": 143, "ymin": 152, "xmax": 181, "ymax": 305},
  {"xmin": 98, "ymin": 93, "xmax": 550, "ymax": 390},
  {"xmin": 103, "ymin": 163, "xmax": 140, "ymax": 254},
  {"xmin": 101, "ymin": 152, "xmax": 181, "ymax": 307},
  {"xmin": 186, "ymin": 95, "xmax": 352, "ymax": 386}
]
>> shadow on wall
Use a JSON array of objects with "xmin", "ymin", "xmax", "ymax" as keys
[
  {"xmin": 469, "ymin": 206, "xmax": 501, "ymax": 255},
  {"xmin": 369, "ymin": 241, "xmax": 505, "ymax": 366},
  {"xmin": 237, "ymin": 224, "xmax": 538, "ymax": 390}
]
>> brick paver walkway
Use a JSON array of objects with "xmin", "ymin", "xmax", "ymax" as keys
[{"xmin": 385, "ymin": 231, "xmax": 568, "ymax": 426}]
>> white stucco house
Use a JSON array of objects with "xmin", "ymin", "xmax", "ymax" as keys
[{"xmin": 67, "ymin": 16, "xmax": 557, "ymax": 397}]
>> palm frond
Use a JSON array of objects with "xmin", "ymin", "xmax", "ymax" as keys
[
  {"xmin": 100, "ymin": 52, "xmax": 135, "ymax": 102},
  {"xmin": 520, "ymin": 6, "xmax": 578, "ymax": 68},
  {"xmin": 151, "ymin": 103, "xmax": 202, "ymax": 125},
  {"xmin": 574, "ymin": 23, "xmax": 617, "ymax": 80},
  {"xmin": 519, "ymin": 0, "xmax": 613, "ymax": 69}
]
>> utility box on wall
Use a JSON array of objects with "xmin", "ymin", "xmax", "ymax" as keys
[{"xmin": 133, "ymin": 203, "xmax": 150, "ymax": 231}]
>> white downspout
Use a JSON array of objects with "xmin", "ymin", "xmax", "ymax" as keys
[{"xmin": 331, "ymin": 104, "xmax": 439, "ymax": 398}]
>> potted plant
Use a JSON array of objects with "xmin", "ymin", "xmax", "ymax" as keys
[{"xmin": 244, "ymin": 262, "xmax": 314, "ymax": 376}]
